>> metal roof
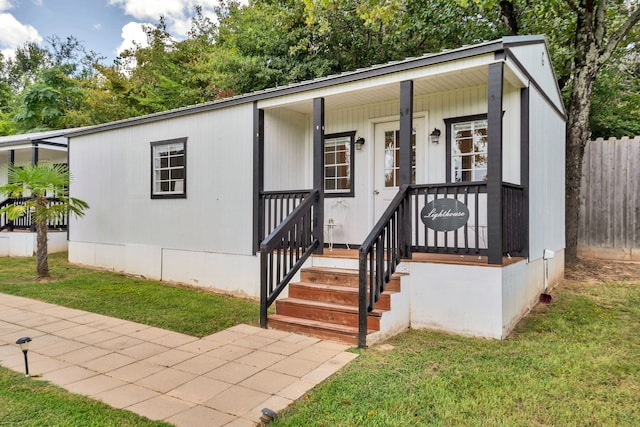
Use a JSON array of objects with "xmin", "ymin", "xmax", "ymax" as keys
[{"xmin": 0, "ymin": 126, "xmax": 91, "ymax": 148}]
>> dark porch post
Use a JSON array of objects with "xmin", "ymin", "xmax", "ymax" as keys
[
  {"xmin": 253, "ymin": 102, "xmax": 265, "ymax": 253},
  {"xmin": 487, "ymin": 61, "xmax": 504, "ymax": 264},
  {"xmin": 399, "ymin": 80, "xmax": 414, "ymax": 186},
  {"xmin": 399, "ymin": 80, "xmax": 414, "ymax": 258},
  {"xmin": 7, "ymin": 150, "xmax": 15, "ymax": 231},
  {"xmin": 313, "ymin": 97, "xmax": 325, "ymax": 254},
  {"xmin": 31, "ymin": 144, "xmax": 38, "ymax": 165}
]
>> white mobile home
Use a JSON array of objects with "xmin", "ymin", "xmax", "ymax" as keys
[
  {"xmin": 67, "ymin": 36, "xmax": 566, "ymax": 346},
  {"xmin": 0, "ymin": 130, "xmax": 71, "ymax": 256}
]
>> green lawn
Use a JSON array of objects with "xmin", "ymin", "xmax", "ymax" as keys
[
  {"xmin": 273, "ymin": 279, "xmax": 640, "ymax": 426},
  {"xmin": 1, "ymin": 254, "xmax": 639, "ymax": 426},
  {"xmin": 0, "ymin": 253, "xmax": 259, "ymax": 337},
  {"xmin": 0, "ymin": 367, "xmax": 172, "ymax": 426}
]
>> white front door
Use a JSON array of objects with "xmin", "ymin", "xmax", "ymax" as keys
[{"xmin": 373, "ymin": 118, "xmax": 425, "ymax": 220}]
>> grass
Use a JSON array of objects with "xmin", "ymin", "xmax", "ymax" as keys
[
  {"xmin": 0, "ymin": 253, "xmax": 260, "ymax": 337},
  {"xmin": 0, "ymin": 367, "xmax": 172, "ymax": 426},
  {"xmin": 273, "ymin": 279, "xmax": 640, "ymax": 426},
  {"xmin": 1, "ymin": 255, "xmax": 639, "ymax": 425}
]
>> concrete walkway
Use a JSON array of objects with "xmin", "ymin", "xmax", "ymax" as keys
[{"xmin": 0, "ymin": 293, "xmax": 357, "ymax": 426}]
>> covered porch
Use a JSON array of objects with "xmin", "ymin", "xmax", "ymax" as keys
[
  {"xmin": 0, "ymin": 130, "xmax": 71, "ymax": 256},
  {"xmin": 252, "ymin": 38, "xmax": 539, "ymax": 346}
]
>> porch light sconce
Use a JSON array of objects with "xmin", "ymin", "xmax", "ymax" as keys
[
  {"xmin": 355, "ymin": 137, "xmax": 365, "ymax": 150},
  {"xmin": 430, "ymin": 128, "xmax": 441, "ymax": 144},
  {"xmin": 15, "ymin": 337, "xmax": 31, "ymax": 377}
]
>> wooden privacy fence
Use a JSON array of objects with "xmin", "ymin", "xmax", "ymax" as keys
[{"xmin": 579, "ymin": 136, "xmax": 640, "ymax": 261}]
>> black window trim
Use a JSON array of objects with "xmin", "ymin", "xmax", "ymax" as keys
[
  {"xmin": 324, "ymin": 130, "xmax": 356, "ymax": 198},
  {"xmin": 444, "ymin": 114, "xmax": 488, "ymax": 184},
  {"xmin": 150, "ymin": 137, "xmax": 188, "ymax": 199}
]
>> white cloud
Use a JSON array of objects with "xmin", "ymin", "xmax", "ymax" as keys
[
  {"xmin": 110, "ymin": 0, "xmax": 246, "ymax": 66},
  {"xmin": 93, "ymin": 23, "xmax": 103, "ymax": 31},
  {"xmin": 116, "ymin": 21, "xmax": 149, "ymax": 56},
  {"xmin": 0, "ymin": 13, "xmax": 42, "ymax": 52},
  {"xmin": 108, "ymin": 0, "xmax": 235, "ymax": 38},
  {"xmin": 0, "ymin": 0, "xmax": 14, "ymax": 12}
]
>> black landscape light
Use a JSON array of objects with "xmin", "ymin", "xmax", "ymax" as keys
[
  {"xmin": 260, "ymin": 408, "xmax": 278, "ymax": 425},
  {"xmin": 15, "ymin": 336, "xmax": 32, "ymax": 377}
]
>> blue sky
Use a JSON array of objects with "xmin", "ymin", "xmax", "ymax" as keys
[{"xmin": 0, "ymin": 0, "xmax": 238, "ymax": 64}]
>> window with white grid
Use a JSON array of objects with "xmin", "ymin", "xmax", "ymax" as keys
[
  {"xmin": 451, "ymin": 119, "xmax": 488, "ymax": 182},
  {"xmin": 324, "ymin": 132, "xmax": 355, "ymax": 197},
  {"xmin": 151, "ymin": 138, "xmax": 187, "ymax": 198}
]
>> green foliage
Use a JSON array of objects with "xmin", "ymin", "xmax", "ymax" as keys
[
  {"xmin": 0, "ymin": 164, "xmax": 88, "ymax": 223},
  {"xmin": 0, "ymin": 164, "xmax": 89, "ymax": 278},
  {"xmin": 0, "ymin": 1, "xmax": 639, "ymax": 137},
  {"xmin": 591, "ymin": 55, "xmax": 640, "ymax": 138},
  {"xmin": 12, "ymin": 66, "xmax": 87, "ymax": 132}
]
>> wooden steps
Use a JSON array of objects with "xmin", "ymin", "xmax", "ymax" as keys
[{"xmin": 267, "ymin": 266, "xmax": 400, "ymax": 345}]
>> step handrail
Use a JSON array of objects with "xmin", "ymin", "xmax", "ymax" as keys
[
  {"xmin": 358, "ymin": 184, "xmax": 411, "ymax": 348},
  {"xmin": 260, "ymin": 189, "xmax": 320, "ymax": 328}
]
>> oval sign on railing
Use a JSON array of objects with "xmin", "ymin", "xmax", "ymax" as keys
[{"xmin": 420, "ymin": 198, "xmax": 470, "ymax": 231}]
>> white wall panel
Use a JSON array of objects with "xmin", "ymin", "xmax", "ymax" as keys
[
  {"xmin": 528, "ymin": 87, "xmax": 566, "ymax": 260},
  {"xmin": 0, "ymin": 232, "xmax": 66, "ymax": 256},
  {"xmin": 264, "ymin": 108, "xmax": 310, "ymax": 190},
  {"xmin": 408, "ymin": 262, "xmax": 504, "ymax": 338},
  {"xmin": 508, "ymin": 43, "xmax": 564, "ymax": 113},
  {"xmin": 70, "ymin": 103, "xmax": 255, "ymax": 256},
  {"xmin": 502, "ymin": 85, "xmax": 521, "ymax": 184},
  {"xmin": 162, "ymin": 249, "xmax": 260, "ymax": 297},
  {"xmin": 68, "ymin": 241, "xmax": 96, "ymax": 266},
  {"xmin": 124, "ymin": 244, "xmax": 162, "ymax": 279},
  {"xmin": 94, "ymin": 243, "xmax": 126, "ymax": 272}
]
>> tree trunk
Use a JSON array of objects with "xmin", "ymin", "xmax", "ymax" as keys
[
  {"xmin": 564, "ymin": 6, "xmax": 600, "ymax": 265},
  {"xmin": 35, "ymin": 199, "xmax": 50, "ymax": 279}
]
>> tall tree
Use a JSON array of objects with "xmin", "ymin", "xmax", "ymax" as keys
[
  {"xmin": 0, "ymin": 164, "xmax": 89, "ymax": 279},
  {"xmin": 466, "ymin": 0, "xmax": 640, "ymax": 263}
]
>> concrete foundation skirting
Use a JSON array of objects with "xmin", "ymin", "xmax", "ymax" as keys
[
  {"xmin": 578, "ymin": 246, "xmax": 640, "ymax": 262},
  {"xmin": 0, "ymin": 231, "xmax": 68, "ymax": 257}
]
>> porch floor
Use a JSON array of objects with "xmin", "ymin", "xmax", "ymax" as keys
[{"xmin": 317, "ymin": 247, "xmax": 524, "ymax": 267}]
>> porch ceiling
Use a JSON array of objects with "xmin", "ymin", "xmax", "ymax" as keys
[{"xmin": 263, "ymin": 61, "xmax": 525, "ymax": 115}]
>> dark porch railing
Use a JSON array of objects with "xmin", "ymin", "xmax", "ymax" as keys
[
  {"xmin": 357, "ymin": 182, "xmax": 525, "ymax": 347},
  {"xmin": 502, "ymin": 183, "xmax": 526, "ymax": 256},
  {"xmin": 259, "ymin": 190, "xmax": 311, "ymax": 240},
  {"xmin": 409, "ymin": 182, "xmax": 489, "ymax": 256},
  {"xmin": 0, "ymin": 197, "xmax": 68, "ymax": 232},
  {"xmin": 260, "ymin": 190, "xmax": 320, "ymax": 328},
  {"xmin": 358, "ymin": 185, "xmax": 411, "ymax": 348}
]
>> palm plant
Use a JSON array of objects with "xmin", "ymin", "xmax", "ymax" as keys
[{"xmin": 0, "ymin": 164, "xmax": 88, "ymax": 279}]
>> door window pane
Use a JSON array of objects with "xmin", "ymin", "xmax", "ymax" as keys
[{"xmin": 384, "ymin": 129, "xmax": 416, "ymax": 187}]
